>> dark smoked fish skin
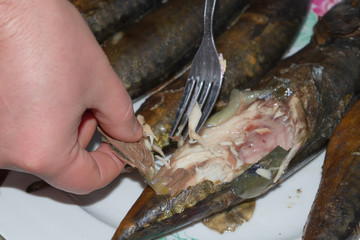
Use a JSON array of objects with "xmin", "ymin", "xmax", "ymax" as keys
[
  {"xmin": 112, "ymin": 1, "xmax": 360, "ymax": 239},
  {"xmin": 101, "ymin": 0, "xmax": 251, "ymax": 99},
  {"xmin": 69, "ymin": 0, "xmax": 164, "ymax": 43},
  {"xmin": 136, "ymin": 0, "xmax": 310, "ymax": 148},
  {"xmin": 303, "ymin": 99, "xmax": 360, "ymax": 240},
  {"xmin": 277, "ymin": 0, "xmax": 360, "ymax": 178}
]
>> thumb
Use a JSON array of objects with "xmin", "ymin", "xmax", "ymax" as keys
[
  {"xmin": 91, "ymin": 71, "xmax": 143, "ymax": 142},
  {"xmin": 49, "ymin": 143, "xmax": 125, "ymax": 194}
]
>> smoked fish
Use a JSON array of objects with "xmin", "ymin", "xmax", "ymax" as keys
[
  {"xmin": 101, "ymin": 0, "xmax": 251, "ymax": 99},
  {"xmin": 136, "ymin": 0, "xmax": 310, "ymax": 149},
  {"xmin": 303, "ymin": 99, "xmax": 360, "ymax": 240},
  {"xmin": 69, "ymin": 0, "xmax": 164, "ymax": 43},
  {"xmin": 110, "ymin": 0, "xmax": 360, "ymax": 239}
]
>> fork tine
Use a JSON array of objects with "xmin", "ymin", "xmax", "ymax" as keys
[
  {"xmin": 169, "ymin": 77, "xmax": 197, "ymax": 136},
  {"xmin": 178, "ymin": 78, "xmax": 221, "ymax": 141},
  {"xmin": 195, "ymin": 81, "xmax": 221, "ymax": 133},
  {"xmin": 197, "ymin": 81, "xmax": 212, "ymax": 108},
  {"xmin": 177, "ymin": 81, "xmax": 213, "ymax": 141},
  {"xmin": 173, "ymin": 78, "xmax": 204, "ymax": 137}
]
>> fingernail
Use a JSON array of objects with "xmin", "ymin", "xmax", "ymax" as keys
[{"xmin": 133, "ymin": 117, "xmax": 143, "ymax": 138}]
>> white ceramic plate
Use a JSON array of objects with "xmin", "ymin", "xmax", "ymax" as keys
[
  {"xmin": 71, "ymin": 150, "xmax": 325, "ymax": 240},
  {"xmin": 0, "ymin": 151, "xmax": 324, "ymax": 240}
]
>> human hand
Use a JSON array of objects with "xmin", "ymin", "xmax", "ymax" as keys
[{"xmin": 0, "ymin": 0, "xmax": 143, "ymax": 194}]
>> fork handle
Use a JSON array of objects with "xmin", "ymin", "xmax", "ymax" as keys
[{"xmin": 203, "ymin": 0, "xmax": 216, "ymax": 41}]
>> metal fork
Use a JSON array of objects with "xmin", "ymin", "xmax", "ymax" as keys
[{"xmin": 169, "ymin": 0, "xmax": 222, "ymax": 140}]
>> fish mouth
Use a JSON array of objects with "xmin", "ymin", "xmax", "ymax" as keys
[{"xmin": 149, "ymin": 90, "xmax": 309, "ymax": 196}]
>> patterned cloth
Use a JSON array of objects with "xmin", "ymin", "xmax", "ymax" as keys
[{"xmin": 313, "ymin": 0, "xmax": 340, "ymax": 16}]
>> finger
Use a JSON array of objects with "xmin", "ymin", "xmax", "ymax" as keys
[
  {"xmin": 77, "ymin": 110, "xmax": 97, "ymax": 148},
  {"xmin": 90, "ymin": 68, "xmax": 143, "ymax": 142},
  {"xmin": 49, "ymin": 143, "xmax": 124, "ymax": 194}
]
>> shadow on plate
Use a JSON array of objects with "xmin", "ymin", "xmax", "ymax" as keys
[{"xmin": 70, "ymin": 170, "xmax": 147, "ymax": 206}]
